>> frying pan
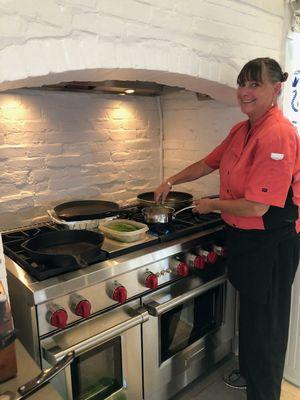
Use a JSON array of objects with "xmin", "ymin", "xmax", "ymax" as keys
[
  {"xmin": 137, "ymin": 191, "xmax": 193, "ymax": 210},
  {"xmin": 22, "ymin": 230, "xmax": 105, "ymax": 269},
  {"xmin": 53, "ymin": 200, "xmax": 120, "ymax": 221}
]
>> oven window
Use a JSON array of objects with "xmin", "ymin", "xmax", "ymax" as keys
[
  {"xmin": 160, "ymin": 285, "xmax": 224, "ymax": 362},
  {"xmin": 71, "ymin": 337, "xmax": 123, "ymax": 400}
]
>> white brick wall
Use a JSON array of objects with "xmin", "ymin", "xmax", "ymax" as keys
[
  {"xmin": 0, "ymin": 0, "xmax": 293, "ymax": 228},
  {"xmin": 0, "ymin": 1, "xmax": 289, "ymax": 104},
  {"xmin": 162, "ymin": 90, "xmax": 243, "ymax": 199},
  {"xmin": 0, "ymin": 90, "xmax": 161, "ymax": 228}
]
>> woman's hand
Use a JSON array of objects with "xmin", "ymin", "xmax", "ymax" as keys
[
  {"xmin": 193, "ymin": 198, "xmax": 216, "ymax": 214},
  {"xmin": 154, "ymin": 181, "xmax": 172, "ymax": 203}
]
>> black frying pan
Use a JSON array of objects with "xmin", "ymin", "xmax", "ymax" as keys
[
  {"xmin": 137, "ymin": 191, "xmax": 193, "ymax": 210},
  {"xmin": 22, "ymin": 230, "xmax": 105, "ymax": 269},
  {"xmin": 54, "ymin": 200, "xmax": 120, "ymax": 221}
]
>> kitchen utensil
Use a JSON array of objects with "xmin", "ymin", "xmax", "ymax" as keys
[
  {"xmin": 99, "ymin": 219, "xmax": 149, "ymax": 242},
  {"xmin": 142, "ymin": 205, "xmax": 195, "ymax": 224},
  {"xmin": 53, "ymin": 200, "xmax": 120, "ymax": 221},
  {"xmin": 0, "ymin": 351, "xmax": 74, "ymax": 400},
  {"xmin": 21, "ymin": 230, "xmax": 105, "ymax": 269},
  {"xmin": 137, "ymin": 191, "xmax": 193, "ymax": 210}
]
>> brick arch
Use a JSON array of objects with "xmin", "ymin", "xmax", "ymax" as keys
[{"xmin": 0, "ymin": 66, "xmax": 237, "ymax": 105}]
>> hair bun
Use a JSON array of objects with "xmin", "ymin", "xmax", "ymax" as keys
[{"xmin": 281, "ymin": 72, "xmax": 288, "ymax": 82}]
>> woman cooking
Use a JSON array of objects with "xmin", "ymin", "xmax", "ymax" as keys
[{"xmin": 154, "ymin": 57, "xmax": 300, "ymax": 400}]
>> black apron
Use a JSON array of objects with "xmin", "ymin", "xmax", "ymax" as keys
[{"xmin": 225, "ymin": 223, "xmax": 298, "ymax": 304}]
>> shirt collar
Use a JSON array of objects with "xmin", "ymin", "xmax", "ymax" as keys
[{"xmin": 249, "ymin": 106, "xmax": 280, "ymax": 130}]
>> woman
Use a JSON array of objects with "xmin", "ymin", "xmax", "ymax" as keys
[{"xmin": 154, "ymin": 58, "xmax": 300, "ymax": 400}]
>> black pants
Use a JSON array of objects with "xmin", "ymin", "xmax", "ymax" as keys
[{"xmin": 238, "ymin": 234, "xmax": 299, "ymax": 400}]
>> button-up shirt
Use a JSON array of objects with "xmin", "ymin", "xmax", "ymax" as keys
[{"xmin": 204, "ymin": 106, "xmax": 300, "ymax": 231}]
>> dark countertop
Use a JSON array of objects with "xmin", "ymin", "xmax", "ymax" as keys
[{"xmin": 0, "ymin": 340, "xmax": 63, "ymax": 399}]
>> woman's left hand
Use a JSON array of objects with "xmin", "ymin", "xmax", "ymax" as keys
[{"xmin": 193, "ymin": 198, "xmax": 216, "ymax": 214}]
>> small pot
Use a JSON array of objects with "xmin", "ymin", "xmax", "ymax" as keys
[{"xmin": 142, "ymin": 205, "xmax": 195, "ymax": 224}]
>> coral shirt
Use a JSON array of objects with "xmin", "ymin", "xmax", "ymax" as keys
[{"xmin": 204, "ymin": 106, "xmax": 300, "ymax": 231}]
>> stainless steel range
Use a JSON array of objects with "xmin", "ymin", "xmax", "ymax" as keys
[{"xmin": 2, "ymin": 208, "xmax": 235, "ymax": 400}]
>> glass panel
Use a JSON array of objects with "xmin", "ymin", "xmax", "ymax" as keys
[
  {"xmin": 160, "ymin": 284, "xmax": 224, "ymax": 362},
  {"xmin": 71, "ymin": 337, "xmax": 123, "ymax": 400}
]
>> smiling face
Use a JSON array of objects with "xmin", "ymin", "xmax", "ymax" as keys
[
  {"xmin": 236, "ymin": 59, "xmax": 282, "ymax": 125},
  {"xmin": 237, "ymin": 79, "xmax": 281, "ymax": 124}
]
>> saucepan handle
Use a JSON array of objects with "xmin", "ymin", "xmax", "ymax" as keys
[{"xmin": 173, "ymin": 205, "xmax": 196, "ymax": 217}]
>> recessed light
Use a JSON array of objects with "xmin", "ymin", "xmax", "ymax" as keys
[{"xmin": 124, "ymin": 89, "xmax": 135, "ymax": 94}]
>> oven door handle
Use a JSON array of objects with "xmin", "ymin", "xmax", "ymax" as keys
[
  {"xmin": 42, "ymin": 308, "xmax": 149, "ymax": 364},
  {"xmin": 145, "ymin": 275, "xmax": 227, "ymax": 316}
]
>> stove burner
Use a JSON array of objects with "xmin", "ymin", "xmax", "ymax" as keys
[
  {"xmin": 2, "ymin": 209, "xmax": 222, "ymax": 281},
  {"xmin": 148, "ymin": 223, "xmax": 171, "ymax": 236}
]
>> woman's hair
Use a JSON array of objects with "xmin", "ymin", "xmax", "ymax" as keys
[{"xmin": 237, "ymin": 57, "xmax": 288, "ymax": 86}]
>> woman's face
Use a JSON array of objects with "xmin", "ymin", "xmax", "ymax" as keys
[{"xmin": 236, "ymin": 78, "xmax": 281, "ymax": 123}]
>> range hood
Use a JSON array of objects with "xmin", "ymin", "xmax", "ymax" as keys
[
  {"xmin": 29, "ymin": 80, "xmax": 213, "ymax": 100},
  {"xmin": 36, "ymin": 80, "xmax": 170, "ymax": 96}
]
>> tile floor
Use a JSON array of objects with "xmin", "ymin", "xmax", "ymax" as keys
[{"xmin": 171, "ymin": 355, "xmax": 300, "ymax": 400}]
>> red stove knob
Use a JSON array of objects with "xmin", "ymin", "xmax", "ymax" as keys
[
  {"xmin": 176, "ymin": 262, "xmax": 189, "ymax": 277},
  {"xmin": 70, "ymin": 294, "xmax": 91, "ymax": 318},
  {"xmin": 170, "ymin": 258, "xmax": 189, "ymax": 276},
  {"xmin": 198, "ymin": 249, "xmax": 218, "ymax": 264},
  {"xmin": 213, "ymin": 245, "xmax": 227, "ymax": 258},
  {"xmin": 75, "ymin": 300, "xmax": 91, "ymax": 318},
  {"xmin": 47, "ymin": 308, "xmax": 68, "ymax": 329},
  {"xmin": 144, "ymin": 272, "xmax": 158, "ymax": 289},
  {"xmin": 112, "ymin": 285, "xmax": 127, "ymax": 304},
  {"xmin": 186, "ymin": 253, "xmax": 205, "ymax": 270},
  {"xmin": 194, "ymin": 255, "xmax": 206, "ymax": 270}
]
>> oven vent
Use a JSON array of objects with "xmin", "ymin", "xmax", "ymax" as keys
[{"xmin": 38, "ymin": 80, "xmax": 169, "ymax": 97}]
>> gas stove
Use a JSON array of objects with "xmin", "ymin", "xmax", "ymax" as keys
[{"xmin": 2, "ymin": 207, "xmax": 222, "ymax": 281}]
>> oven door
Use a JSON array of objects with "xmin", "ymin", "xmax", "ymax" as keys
[
  {"xmin": 41, "ymin": 299, "xmax": 148, "ymax": 400},
  {"xmin": 142, "ymin": 274, "xmax": 235, "ymax": 400}
]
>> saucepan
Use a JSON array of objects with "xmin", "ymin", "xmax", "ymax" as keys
[
  {"xmin": 142, "ymin": 205, "xmax": 196, "ymax": 224},
  {"xmin": 142, "ymin": 194, "xmax": 220, "ymax": 224}
]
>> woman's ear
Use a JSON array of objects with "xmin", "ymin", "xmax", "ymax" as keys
[{"xmin": 274, "ymin": 82, "xmax": 282, "ymax": 96}]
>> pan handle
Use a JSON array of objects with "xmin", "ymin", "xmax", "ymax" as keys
[
  {"xmin": 173, "ymin": 205, "xmax": 195, "ymax": 217},
  {"xmin": 47, "ymin": 209, "xmax": 68, "ymax": 226},
  {"xmin": 72, "ymin": 255, "xmax": 89, "ymax": 268}
]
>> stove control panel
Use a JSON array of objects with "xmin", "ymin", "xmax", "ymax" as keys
[{"xmin": 37, "ymin": 228, "xmax": 227, "ymax": 335}]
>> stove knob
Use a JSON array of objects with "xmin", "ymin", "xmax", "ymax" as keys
[
  {"xmin": 75, "ymin": 300, "xmax": 91, "ymax": 318},
  {"xmin": 169, "ymin": 258, "xmax": 189, "ymax": 277},
  {"xmin": 213, "ymin": 245, "xmax": 227, "ymax": 258},
  {"xmin": 194, "ymin": 255, "xmax": 206, "ymax": 270},
  {"xmin": 70, "ymin": 294, "xmax": 91, "ymax": 318},
  {"xmin": 198, "ymin": 249, "xmax": 218, "ymax": 264},
  {"xmin": 112, "ymin": 284, "xmax": 127, "ymax": 304},
  {"xmin": 176, "ymin": 262, "xmax": 189, "ymax": 277},
  {"xmin": 47, "ymin": 307, "xmax": 68, "ymax": 329},
  {"xmin": 186, "ymin": 253, "xmax": 205, "ymax": 270},
  {"xmin": 144, "ymin": 271, "xmax": 159, "ymax": 289}
]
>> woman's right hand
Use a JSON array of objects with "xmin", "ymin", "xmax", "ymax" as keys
[{"xmin": 154, "ymin": 181, "xmax": 172, "ymax": 203}]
